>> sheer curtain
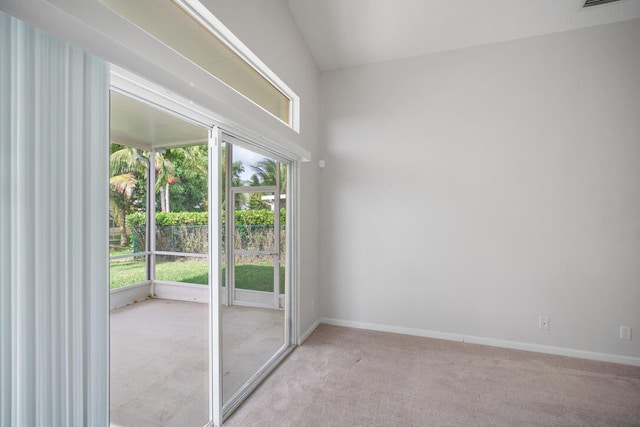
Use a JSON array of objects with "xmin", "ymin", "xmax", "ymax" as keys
[{"xmin": 0, "ymin": 11, "xmax": 109, "ymax": 426}]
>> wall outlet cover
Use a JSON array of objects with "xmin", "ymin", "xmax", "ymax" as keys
[
  {"xmin": 620, "ymin": 326, "xmax": 632, "ymax": 341},
  {"xmin": 539, "ymin": 317, "xmax": 550, "ymax": 331}
]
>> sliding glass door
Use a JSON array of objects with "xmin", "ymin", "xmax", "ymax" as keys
[
  {"xmin": 108, "ymin": 85, "xmax": 298, "ymax": 427},
  {"xmin": 220, "ymin": 141, "xmax": 292, "ymax": 412}
]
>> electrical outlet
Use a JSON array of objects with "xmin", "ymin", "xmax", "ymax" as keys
[
  {"xmin": 620, "ymin": 326, "xmax": 632, "ymax": 341},
  {"xmin": 539, "ymin": 317, "xmax": 550, "ymax": 331}
]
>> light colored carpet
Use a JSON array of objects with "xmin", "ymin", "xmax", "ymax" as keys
[{"xmin": 225, "ymin": 324, "xmax": 640, "ymax": 427}]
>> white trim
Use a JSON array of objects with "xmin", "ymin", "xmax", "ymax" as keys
[
  {"xmin": 233, "ymin": 249, "xmax": 278, "ymax": 256},
  {"xmin": 174, "ymin": 0, "xmax": 300, "ymax": 132},
  {"xmin": 298, "ymin": 319, "xmax": 321, "ymax": 345},
  {"xmin": 222, "ymin": 132, "xmax": 292, "ymax": 164},
  {"xmin": 231, "ymin": 186, "xmax": 277, "ymax": 194},
  {"xmin": 155, "ymin": 251, "xmax": 207, "ymax": 258},
  {"xmin": 109, "ymin": 282, "xmax": 151, "ymax": 310},
  {"xmin": 208, "ymin": 126, "xmax": 223, "ymax": 427},
  {"xmin": 290, "ymin": 162, "xmax": 301, "ymax": 350},
  {"xmin": 109, "ymin": 251, "xmax": 149, "ymax": 261},
  {"xmin": 109, "ymin": 281, "xmax": 151, "ymax": 293},
  {"xmin": 149, "ymin": 150, "xmax": 157, "ymax": 294},
  {"xmin": 153, "ymin": 281, "xmax": 209, "ymax": 303},
  {"xmin": 110, "ymin": 65, "xmax": 214, "ymax": 129},
  {"xmin": 232, "ymin": 289, "xmax": 285, "ymax": 309},
  {"xmin": 320, "ymin": 317, "xmax": 640, "ymax": 367}
]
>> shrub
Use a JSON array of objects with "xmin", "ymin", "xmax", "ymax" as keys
[
  {"xmin": 125, "ymin": 210, "xmax": 286, "ymax": 255},
  {"xmin": 126, "ymin": 209, "xmax": 285, "ymax": 227}
]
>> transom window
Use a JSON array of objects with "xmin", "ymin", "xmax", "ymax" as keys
[{"xmin": 100, "ymin": 0, "xmax": 297, "ymax": 127}]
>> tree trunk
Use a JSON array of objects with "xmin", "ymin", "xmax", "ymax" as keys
[
  {"xmin": 160, "ymin": 188, "xmax": 166, "ymax": 212},
  {"xmin": 119, "ymin": 209, "xmax": 127, "ymax": 247},
  {"xmin": 165, "ymin": 183, "xmax": 170, "ymax": 213}
]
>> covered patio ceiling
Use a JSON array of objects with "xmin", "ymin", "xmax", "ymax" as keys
[{"xmin": 110, "ymin": 90, "xmax": 208, "ymax": 150}]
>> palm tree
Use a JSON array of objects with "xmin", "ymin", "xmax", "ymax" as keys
[
  {"xmin": 155, "ymin": 153, "xmax": 176, "ymax": 213},
  {"xmin": 221, "ymin": 145, "xmax": 245, "ymax": 210},
  {"xmin": 109, "ymin": 145, "xmax": 145, "ymax": 246},
  {"xmin": 249, "ymin": 159, "xmax": 285, "ymax": 188},
  {"xmin": 158, "ymin": 145, "xmax": 210, "ymax": 212},
  {"xmin": 248, "ymin": 159, "xmax": 286, "ymax": 210}
]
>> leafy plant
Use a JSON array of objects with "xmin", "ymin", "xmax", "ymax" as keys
[{"xmin": 126, "ymin": 209, "xmax": 286, "ymax": 227}]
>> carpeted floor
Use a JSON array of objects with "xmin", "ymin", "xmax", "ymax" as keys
[{"xmin": 225, "ymin": 324, "xmax": 640, "ymax": 427}]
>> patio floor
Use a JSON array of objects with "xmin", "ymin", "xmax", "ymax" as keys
[{"xmin": 109, "ymin": 298, "xmax": 284, "ymax": 427}]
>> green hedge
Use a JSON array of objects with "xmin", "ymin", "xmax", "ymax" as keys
[{"xmin": 127, "ymin": 209, "xmax": 286, "ymax": 227}]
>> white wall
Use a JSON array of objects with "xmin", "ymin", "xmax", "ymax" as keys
[{"xmin": 320, "ymin": 19, "xmax": 640, "ymax": 362}]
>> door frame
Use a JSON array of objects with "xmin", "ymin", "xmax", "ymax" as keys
[{"xmin": 110, "ymin": 67, "xmax": 301, "ymax": 426}]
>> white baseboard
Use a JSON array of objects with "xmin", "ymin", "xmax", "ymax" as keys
[
  {"xmin": 298, "ymin": 319, "xmax": 321, "ymax": 345},
  {"xmin": 154, "ymin": 281, "xmax": 209, "ymax": 303},
  {"xmin": 320, "ymin": 317, "xmax": 640, "ymax": 367},
  {"xmin": 110, "ymin": 282, "xmax": 151, "ymax": 310}
]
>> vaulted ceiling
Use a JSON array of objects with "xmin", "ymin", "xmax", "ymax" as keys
[{"xmin": 286, "ymin": 0, "xmax": 640, "ymax": 71}]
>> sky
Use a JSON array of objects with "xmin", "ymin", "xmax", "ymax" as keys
[{"xmin": 232, "ymin": 144, "xmax": 272, "ymax": 182}]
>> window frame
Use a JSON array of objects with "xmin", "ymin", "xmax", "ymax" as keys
[{"xmin": 174, "ymin": 0, "xmax": 300, "ymax": 130}]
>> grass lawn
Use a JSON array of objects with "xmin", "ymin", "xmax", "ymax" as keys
[
  {"xmin": 109, "ymin": 245, "xmax": 137, "ymax": 257},
  {"xmin": 110, "ymin": 259, "xmax": 285, "ymax": 293}
]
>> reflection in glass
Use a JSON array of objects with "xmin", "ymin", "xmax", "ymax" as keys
[
  {"xmin": 222, "ymin": 304, "xmax": 284, "ymax": 404},
  {"xmin": 233, "ymin": 255, "xmax": 283, "ymax": 294},
  {"xmin": 222, "ymin": 146, "xmax": 287, "ymax": 407},
  {"xmin": 232, "ymin": 145, "xmax": 277, "ymax": 187}
]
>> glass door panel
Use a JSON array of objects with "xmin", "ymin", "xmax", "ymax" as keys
[
  {"xmin": 221, "ymin": 302, "xmax": 285, "ymax": 404},
  {"xmin": 231, "ymin": 191, "xmax": 280, "ymax": 308},
  {"xmin": 233, "ymin": 253, "xmax": 279, "ymax": 305},
  {"xmin": 222, "ymin": 144, "xmax": 286, "ymax": 409}
]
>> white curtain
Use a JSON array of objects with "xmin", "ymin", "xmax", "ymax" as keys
[{"xmin": 0, "ymin": 11, "xmax": 109, "ymax": 426}]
